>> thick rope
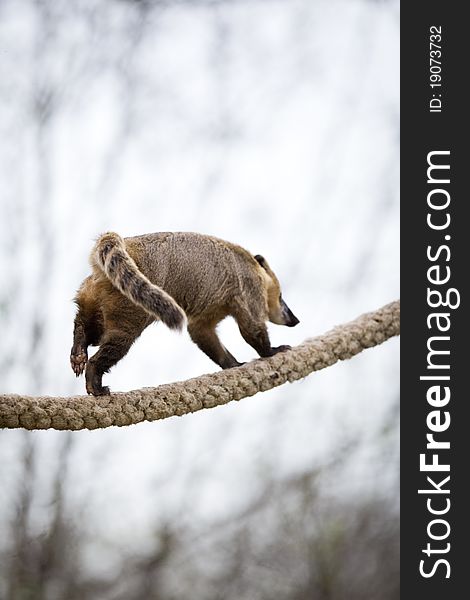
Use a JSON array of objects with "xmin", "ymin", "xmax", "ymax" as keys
[{"xmin": 0, "ymin": 300, "xmax": 399, "ymax": 431}]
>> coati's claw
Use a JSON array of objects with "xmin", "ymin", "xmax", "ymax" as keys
[
  {"xmin": 271, "ymin": 345, "xmax": 292, "ymax": 355},
  {"xmin": 84, "ymin": 363, "xmax": 111, "ymax": 396},
  {"xmin": 70, "ymin": 351, "xmax": 88, "ymax": 376},
  {"xmin": 86, "ymin": 385, "xmax": 110, "ymax": 396},
  {"xmin": 85, "ymin": 375, "xmax": 110, "ymax": 396}
]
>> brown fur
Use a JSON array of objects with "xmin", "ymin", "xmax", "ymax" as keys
[{"xmin": 71, "ymin": 232, "xmax": 299, "ymax": 396}]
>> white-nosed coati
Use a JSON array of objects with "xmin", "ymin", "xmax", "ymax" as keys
[{"xmin": 71, "ymin": 232, "xmax": 299, "ymax": 396}]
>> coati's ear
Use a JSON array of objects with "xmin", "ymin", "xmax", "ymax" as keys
[
  {"xmin": 255, "ymin": 254, "xmax": 276, "ymax": 280},
  {"xmin": 254, "ymin": 255, "xmax": 267, "ymax": 269}
]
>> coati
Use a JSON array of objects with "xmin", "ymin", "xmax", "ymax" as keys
[{"xmin": 71, "ymin": 232, "xmax": 299, "ymax": 396}]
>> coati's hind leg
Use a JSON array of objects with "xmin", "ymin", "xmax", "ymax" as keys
[
  {"xmin": 70, "ymin": 319, "xmax": 88, "ymax": 377},
  {"xmin": 188, "ymin": 321, "xmax": 243, "ymax": 369},
  {"xmin": 85, "ymin": 329, "xmax": 136, "ymax": 396},
  {"xmin": 236, "ymin": 312, "xmax": 291, "ymax": 358},
  {"xmin": 71, "ymin": 279, "xmax": 105, "ymax": 378}
]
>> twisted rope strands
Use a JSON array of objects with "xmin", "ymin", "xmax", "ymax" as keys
[{"xmin": 0, "ymin": 300, "xmax": 400, "ymax": 431}]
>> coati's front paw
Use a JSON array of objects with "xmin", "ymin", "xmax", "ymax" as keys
[
  {"xmin": 222, "ymin": 361, "xmax": 246, "ymax": 369},
  {"xmin": 70, "ymin": 351, "xmax": 88, "ymax": 376},
  {"xmin": 271, "ymin": 345, "xmax": 292, "ymax": 355},
  {"xmin": 223, "ymin": 361, "xmax": 246, "ymax": 369}
]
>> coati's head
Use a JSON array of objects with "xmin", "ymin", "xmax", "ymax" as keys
[{"xmin": 254, "ymin": 255, "xmax": 300, "ymax": 327}]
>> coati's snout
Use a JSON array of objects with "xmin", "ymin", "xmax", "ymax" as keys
[
  {"xmin": 269, "ymin": 295, "xmax": 300, "ymax": 327},
  {"xmin": 281, "ymin": 298, "xmax": 300, "ymax": 327}
]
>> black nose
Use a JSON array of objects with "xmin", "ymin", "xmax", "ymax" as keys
[
  {"xmin": 281, "ymin": 299, "xmax": 300, "ymax": 327},
  {"xmin": 288, "ymin": 314, "xmax": 300, "ymax": 327},
  {"xmin": 285, "ymin": 305, "xmax": 299, "ymax": 327}
]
